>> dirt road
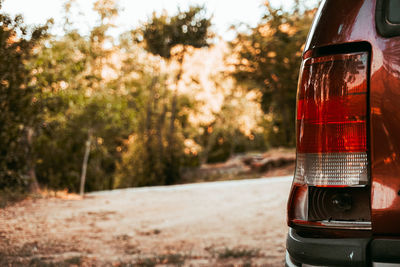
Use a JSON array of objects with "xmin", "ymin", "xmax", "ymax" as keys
[{"xmin": 0, "ymin": 176, "xmax": 292, "ymax": 266}]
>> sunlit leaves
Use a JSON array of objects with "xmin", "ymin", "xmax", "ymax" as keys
[{"xmin": 231, "ymin": 3, "xmax": 316, "ymax": 146}]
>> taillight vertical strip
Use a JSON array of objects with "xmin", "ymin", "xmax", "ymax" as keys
[
  {"xmin": 295, "ymin": 52, "xmax": 369, "ymax": 187},
  {"xmin": 288, "ymin": 51, "xmax": 371, "ymax": 229}
]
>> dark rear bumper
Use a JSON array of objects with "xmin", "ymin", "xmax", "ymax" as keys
[{"xmin": 286, "ymin": 227, "xmax": 400, "ymax": 266}]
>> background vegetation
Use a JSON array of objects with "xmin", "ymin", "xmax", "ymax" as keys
[{"xmin": 0, "ymin": 0, "xmax": 316, "ymax": 195}]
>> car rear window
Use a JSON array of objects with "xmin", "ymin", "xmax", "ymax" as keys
[{"xmin": 388, "ymin": 0, "xmax": 400, "ymax": 24}]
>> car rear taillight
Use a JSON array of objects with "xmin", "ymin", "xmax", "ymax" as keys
[{"xmin": 288, "ymin": 51, "xmax": 371, "ymax": 229}]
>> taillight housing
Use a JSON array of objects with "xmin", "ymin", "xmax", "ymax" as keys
[{"xmin": 288, "ymin": 50, "xmax": 371, "ymax": 230}]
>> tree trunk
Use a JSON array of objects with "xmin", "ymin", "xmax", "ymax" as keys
[
  {"xmin": 200, "ymin": 125, "xmax": 216, "ymax": 165},
  {"xmin": 229, "ymin": 131, "xmax": 236, "ymax": 158},
  {"xmin": 144, "ymin": 77, "xmax": 159, "ymax": 183},
  {"xmin": 168, "ymin": 48, "xmax": 186, "ymax": 146},
  {"xmin": 26, "ymin": 127, "xmax": 40, "ymax": 193},
  {"xmin": 80, "ymin": 133, "xmax": 92, "ymax": 196},
  {"xmin": 166, "ymin": 49, "xmax": 186, "ymax": 184},
  {"xmin": 282, "ymin": 103, "xmax": 294, "ymax": 146},
  {"xmin": 157, "ymin": 103, "xmax": 167, "ymax": 159}
]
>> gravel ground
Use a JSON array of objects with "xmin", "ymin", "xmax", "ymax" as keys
[{"xmin": 0, "ymin": 176, "xmax": 292, "ymax": 266}]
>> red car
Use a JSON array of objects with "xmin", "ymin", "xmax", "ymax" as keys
[{"xmin": 286, "ymin": 0, "xmax": 400, "ymax": 266}]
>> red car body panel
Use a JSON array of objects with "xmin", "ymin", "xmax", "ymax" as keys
[{"xmin": 304, "ymin": 0, "xmax": 400, "ymax": 235}]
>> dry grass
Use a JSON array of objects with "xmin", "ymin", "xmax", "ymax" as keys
[{"xmin": 37, "ymin": 188, "xmax": 82, "ymax": 200}]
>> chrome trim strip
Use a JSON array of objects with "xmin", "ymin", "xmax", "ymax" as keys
[{"xmin": 295, "ymin": 220, "xmax": 372, "ymax": 230}]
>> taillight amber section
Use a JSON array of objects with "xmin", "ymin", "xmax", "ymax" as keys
[{"xmin": 297, "ymin": 53, "xmax": 368, "ymax": 153}]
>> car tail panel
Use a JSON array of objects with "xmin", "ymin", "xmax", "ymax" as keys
[{"xmin": 289, "ymin": 0, "xmax": 400, "ymax": 235}]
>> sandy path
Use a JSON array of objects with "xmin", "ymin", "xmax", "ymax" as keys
[{"xmin": 0, "ymin": 176, "xmax": 292, "ymax": 266}]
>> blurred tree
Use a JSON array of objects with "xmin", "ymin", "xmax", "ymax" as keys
[
  {"xmin": 33, "ymin": 94, "xmax": 136, "ymax": 191},
  {"xmin": 137, "ymin": 6, "xmax": 212, "ymax": 184},
  {"xmin": 140, "ymin": 6, "xmax": 211, "ymax": 59},
  {"xmin": 31, "ymin": 0, "xmax": 137, "ymax": 192},
  {"xmin": 200, "ymin": 94, "xmax": 265, "ymax": 163},
  {"xmin": 193, "ymin": 71, "xmax": 265, "ymax": 163},
  {"xmin": 0, "ymin": 0, "xmax": 49, "ymax": 192},
  {"xmin": 114, "ymin": 71, "xmax": 171, "ymax": 188},
  {"xmin": 114, "ymin": 37, "xmax": 195, "ymax": 187},
  {"xmin": 231, "ymin": 2, "xmax": 315, "ymax": 147}
]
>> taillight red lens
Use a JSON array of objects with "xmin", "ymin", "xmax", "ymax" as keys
[
  {"xmin": 297, "ymin": 53, "xmax": 367, "ymax": 154},
  {"xmin": 288, "ymin": 51, "xmax": 371, "ymax": 229}
]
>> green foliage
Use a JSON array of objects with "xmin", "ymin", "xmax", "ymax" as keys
[
  {"xmin": 231, "ymin": 3, "xmax": 315, "ymax": 147},
  {"xmin": 114, "ymin": 75, "xmax": 169, "ymax": 188},
  {"xmin": 114, "ymin": 75, "xmax": 194, "ymax": 188},
  {"xmin": 29, "ymin": 0, "xmax": 138, "ymax": 192},
  {"xmin": 34, "ymin": 94, "xmax": 135, "ymax": 191},
  {"xmin": 0, "ymin": 2, "xmax": 49, "ymax": 190},
  {"xmin": 205, "ymin": 130, "xmax": 265, "ymax": 164},
  {"xmin": 139, "ymin": 6, "xmax": 212, "ymax": 58}
]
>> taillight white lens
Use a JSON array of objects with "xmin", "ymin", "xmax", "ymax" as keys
[{"xmin": 294, "ymin": 152, "xmax": 368, "ymax": 187}]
